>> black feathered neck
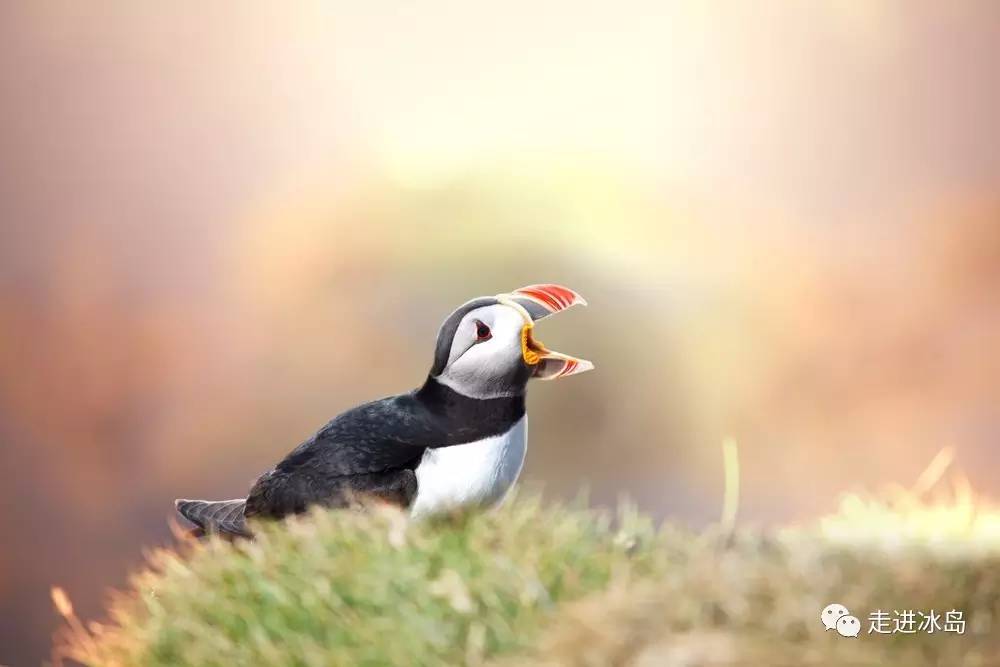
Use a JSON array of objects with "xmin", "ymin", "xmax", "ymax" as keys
[{"xmin": 415, "ymin": 376, "xmax": 525, "ymax": 433}]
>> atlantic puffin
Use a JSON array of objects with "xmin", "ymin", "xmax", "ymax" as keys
[{"xmin": 175, "ymin": 283, "xmax": 592, "ymax": 537}]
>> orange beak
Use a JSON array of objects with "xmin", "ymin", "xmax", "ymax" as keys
[
  {"xmin": 520, "ymin": 323, "xmax": 594, "ymax": 380},
  {"xmin": 501, "ymin": 283, "xmax": 594, "ymax": 381},
  {"xmin": 521, "ymin": 325, "xmax": 547, "ymax": 366}
]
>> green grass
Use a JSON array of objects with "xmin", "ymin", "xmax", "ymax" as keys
[
  {"xmin": 57, "ymin": 495, "xmax": 663, "ymax": 666},
  {"xmin": 57, "ymin": 490, "xmax": 1000, "ymax": 666}
]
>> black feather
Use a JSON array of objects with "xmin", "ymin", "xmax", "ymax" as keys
[{"xmin": 175, "ymin": 499, "xmax": 252, "ymax": 538}]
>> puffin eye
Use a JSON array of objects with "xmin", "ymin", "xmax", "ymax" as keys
[{"xmin": 474, "ymin": 319, "xmax": 492, "ymax": 341}]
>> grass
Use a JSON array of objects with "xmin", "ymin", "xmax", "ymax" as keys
[
  {"xmin": 56, "ymin": 460, "xmax": 1000, "ymax": 666},
  {"xmin": 55, "ymin": 495, "xmax": 664, "ymax": 666}
]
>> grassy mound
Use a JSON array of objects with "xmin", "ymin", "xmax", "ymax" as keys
[
  {"xmin": 57, "ymin": 495, "xmax": 664, "ymax": 666},
  {"xmin": 58, "ymin": 492, "xmax": 1000, "ymax": 666}
]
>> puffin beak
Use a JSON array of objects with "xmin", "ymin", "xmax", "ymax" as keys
[{"xmin": 497, "ymin": 284, "xmax": 595, "ymax": 381}]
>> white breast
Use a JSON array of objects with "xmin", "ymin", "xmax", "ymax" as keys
[{"xmin": 410, "ymin": 416, "xmax": 527, "ymax": 519}]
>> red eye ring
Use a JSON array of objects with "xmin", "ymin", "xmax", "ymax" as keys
[{"xmin": 474, "ymin": 319, "xmax": 492, "ymax": 341}]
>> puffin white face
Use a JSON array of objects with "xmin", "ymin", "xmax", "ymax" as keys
[
  {"xmin": 437, "ymin": 304, "xmax": 530, "ymax": 398},
  {"xmin": 431, "ymin": 284, "xmax": 594, "ymax": 399}
]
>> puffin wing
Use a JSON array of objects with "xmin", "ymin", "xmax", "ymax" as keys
[{"xmin": 244, "ymin": 394, "xmax": 433, "ymax": 518}]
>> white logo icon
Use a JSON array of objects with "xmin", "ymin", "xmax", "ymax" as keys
[
  {"xmin": 821, "ymin": 603, "xmax": 850, "ymax": 631},
  {"xmin": 837, "ymin": 615, "xmax": 861, "ymax": 638}
]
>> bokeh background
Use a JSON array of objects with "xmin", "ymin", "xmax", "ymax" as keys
[{"xmin": 2, "ymin": 1, "xmax": 999, "ymax": 664}]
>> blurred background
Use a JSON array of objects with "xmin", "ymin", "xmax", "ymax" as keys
[{"xmin": 2, "ymin": 1, "xmax": 999, "ymax": 664}]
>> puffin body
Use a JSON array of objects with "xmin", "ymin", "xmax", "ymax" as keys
[{"xmin": 175, "ymin": 284, "xmax": 592, "ymax": 537}]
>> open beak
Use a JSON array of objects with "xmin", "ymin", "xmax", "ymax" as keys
[{"xmin": 497, "ymin": 284, "xmax": 595, "ymax": 381}]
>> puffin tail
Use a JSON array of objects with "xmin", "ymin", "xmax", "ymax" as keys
[{"xmin": 174, "ymin": 498, "xmax": 252, "ymax": 538}]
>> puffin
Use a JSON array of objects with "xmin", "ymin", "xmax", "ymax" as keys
[{"xmin": 175, "ymin": 283, "xmax": 593, "ymax": 537}]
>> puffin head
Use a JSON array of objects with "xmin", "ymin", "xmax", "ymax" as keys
[{"xmin": 429, "ymin": 284, "xmax": 594, "ymax": 399}]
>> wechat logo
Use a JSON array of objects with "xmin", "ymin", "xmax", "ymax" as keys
[{"xmin": 821, "ymin": 603, "xmax": 860, "ymax": 638}]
